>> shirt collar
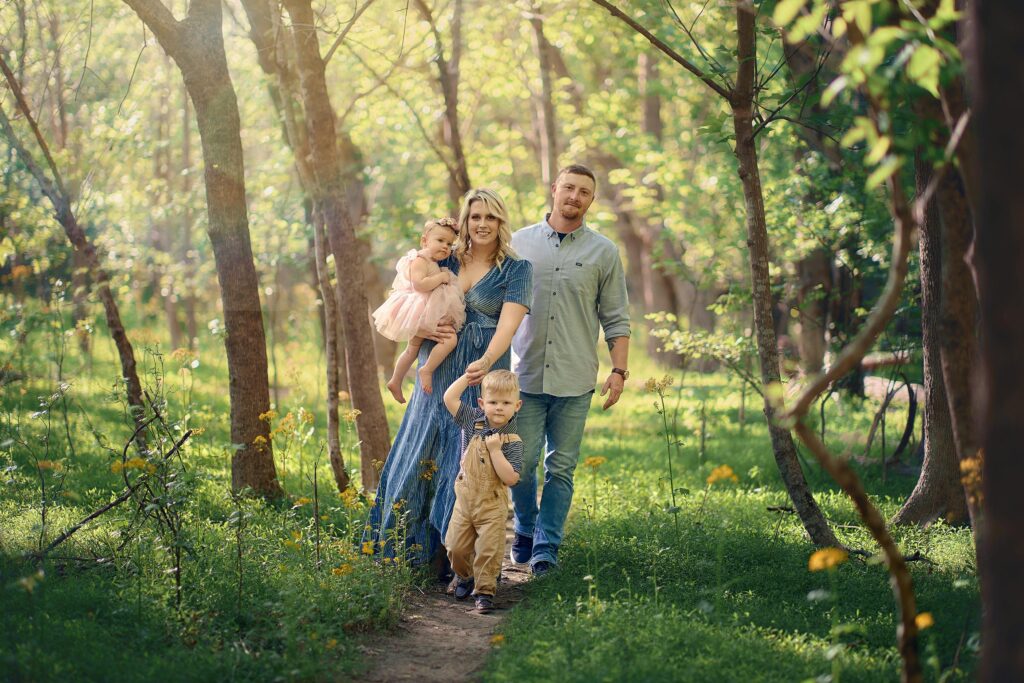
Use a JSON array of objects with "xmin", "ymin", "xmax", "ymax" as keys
[{"xmin": 542, "ymin": 213, "xmax": 588, "ymax": 242}]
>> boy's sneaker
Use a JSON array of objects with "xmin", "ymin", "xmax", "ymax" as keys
[
  {"xmin": 510, "ymin": 533, "xmax": 533, "ymax": 564},
  {"xmin": 454, "ymin": 576, "xmax": 474, "ymax": 601},
  {"xmin": 474, "ymin": 594, "xmax": 494, "ymax": 614}
]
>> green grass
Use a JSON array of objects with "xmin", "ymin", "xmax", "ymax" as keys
[
  {"xmin": 0, "ymin": 304, "xmax": 980, "ymax": 681},
  {"xmin": 484, "ymin": 361, "xmax": 979, "ymax": 682},
  {"xmin": 0, "ymin": 306, "xmax": 415, "ymax": 681}
]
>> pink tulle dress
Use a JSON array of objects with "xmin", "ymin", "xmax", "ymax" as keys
[{"xmin": 372, "ymin": 250, "xmax": 466, "ymax": 342}]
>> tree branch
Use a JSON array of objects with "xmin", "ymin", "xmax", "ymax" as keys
[
  {"xmin": 589, "ymin": 0, "xmax": 732, "ymax": 100},
  {"xmin": 323, "ymin": 0, "xmax": 378, "ymax": 64}
]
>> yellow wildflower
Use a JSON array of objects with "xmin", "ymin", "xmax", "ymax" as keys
[
  {"xmin": 294, "ymin": 497, "xmax": 312, "ymax": 506},
  {"xmin": 915, "ymin": 612, "xmax": 934, "ymax": 630},
  {"xmin": 420, "ymin": 459, "xmax": 438, "ymax": 481},
  {"xmin": 191, "ymin": 426, "xmax": 206, "ymax": 436},
  {"xmin": 343, "ymin": 409, "xmax": 362, "ymax": 423},
  {"xmin": 583, "ymin": 456, "xmax": 607, "ymax": 469},
  {"xmin": 490, "ymin": 634, "xmax": 505, "ymax": 646},
  {"xmin": 706, "ymin": 464, "xmax": 739, "ymax": 485},
  {"xmin": 644, "ymin": 377, "xmax": 658, "ymax": 393},
  {"xmin": 36, "ymin": 460, "xmax": 63, "ymax": 471},
  {"xmin": 372, "ymin": 458, "xmax": 385, "ymax": 473},
  {"xmin": 10, "ymin": 264, "xmax": 32, "ymax": 280},
  {"xmin": 361, "ymin": 541, "xmax": 374, "ymax": 555},
  {"xmin": 332, "ymin": 564, "xmax": 353, "ymax": 576},
  {"xmin": 259, "ymin": 410, "xmax": 278, "ymax": 423},
  {"xmin": 301, "ymin": 410, "xmax": 315, "ymax": 425},
  {"xmin": 326, "ymin": 638, "xmax": 338, "ymax": 650},
  {"xmin": 339, "ymin": 488, "xmax": 360, "ymax": 509},
  {"xmin": 283, "ymin": 539, "xmax": 301, "ymax": 550},
  {"xmin": 808, "ymin": 547, "xmax": 849, "ymax": 572}
]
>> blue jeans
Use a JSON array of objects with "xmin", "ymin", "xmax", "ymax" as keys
[{"xmin": 511, "ymin": 391, "xmax": 593, "ymax": 566}]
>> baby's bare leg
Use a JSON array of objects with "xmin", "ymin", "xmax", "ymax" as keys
[
  {"xmin": 418, "ymin": 333, "xmax": 458, "ymax": 395},
  {"xmin": 387, "ymin": 338, "xmax": 423, "ymax": 404}
]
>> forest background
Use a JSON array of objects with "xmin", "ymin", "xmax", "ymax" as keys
[{"xmin": 1, "ymin": 0, "xmax": 1021, "ymax": 681}]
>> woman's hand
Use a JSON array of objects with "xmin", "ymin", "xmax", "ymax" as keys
[
  {"xmin": 465, "ymin": 352, "xmax": 494, "ymax": 385},
  {"xmin": 420, "ymin": 321, "xmax": 457, "ymax": 343}
]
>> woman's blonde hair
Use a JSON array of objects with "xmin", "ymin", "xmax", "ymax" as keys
[{"xmin": 454, "ymin": 188, "xmax": 516, "ymax": 268}]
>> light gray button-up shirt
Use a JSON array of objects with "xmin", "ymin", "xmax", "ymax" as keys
[{"xmin": 511, "ymin": 216, "xmax": 631, "ymax": 397}]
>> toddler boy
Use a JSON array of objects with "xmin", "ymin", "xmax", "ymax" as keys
[{"xmin": 442, "ymin": 369, "xmax": 523, "ymax": 614}]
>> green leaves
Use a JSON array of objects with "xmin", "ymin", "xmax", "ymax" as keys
[
  {"xmin": 772, "ymin": 0, "xmax": 808, "ymax": 28},
  {"xmin": 907, "ymin": 44, "xmax": 943, "ymax": 97}
]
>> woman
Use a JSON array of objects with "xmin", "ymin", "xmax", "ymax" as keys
[{"xmin": 366, "ymin": 188, "xmax": 532, "ymax": 567}]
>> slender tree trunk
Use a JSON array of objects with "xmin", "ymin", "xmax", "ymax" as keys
[
  {"xmin": 529, "ymin": 5, "xmax": 558, "ymax": 187},
  {"xmin": 794, "ymin": 250, "xmax": 831, "ymax": 374},
  {"xmin": 181, "ymin": 83, "xmax": 197, "ymax": 349},
  {"xmin": 730, "ymin": 4, "xmax": 838, "ymax": 547},
  {"xmin": 283, "ymin": 0, "xmax": 390, "ymax": 491},
  {"xmin": 313, "ymin": 209, "xmax": 349, "ymax": 491},
  {"xmin": 414, "ymin": 0, "xmax": 470, "ymax": 207},
  {"xmin": 0, "ymin": 55, "xmax": 146, "ymax": 430},
  {"xmin": 972, "ymin": 2, "xmax": 1024, "ymax": 679},
  {"xmin": 892, "ymin": 157, "xmax": 967, "ymax": 526},
  {"xmin": 123, "ymin": 0, "xmax": 280, "ymax": 496}
]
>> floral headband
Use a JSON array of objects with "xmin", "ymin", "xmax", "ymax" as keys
[{"xmin": 435, "ymin": 217, "xmax": 456, "ymax": 228}]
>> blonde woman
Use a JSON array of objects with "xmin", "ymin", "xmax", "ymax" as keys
[{"xmin": 366, "ymin": 188, "xmax": 533, "ymax": 573}]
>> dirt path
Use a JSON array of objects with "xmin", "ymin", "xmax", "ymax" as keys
[{"xmin": 351, "ymin": 524, "xmax": 529, "ymax": 683}]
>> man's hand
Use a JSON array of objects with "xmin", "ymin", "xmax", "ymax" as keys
[
  {"xmin": 420, "ymin": 321, "xmax": 457, "ymax": 343},
  {"xmin": 600, "ymin": 372, "xmax": 625, "ymax": 410},
  {"xmin": 484, "ymin": 433, "xmax": 503, "ymax": 452}
]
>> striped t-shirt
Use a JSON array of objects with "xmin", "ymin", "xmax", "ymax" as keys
[{"xmin": 453, "ymin": 403, "xmax": 524, "ymax": 474}]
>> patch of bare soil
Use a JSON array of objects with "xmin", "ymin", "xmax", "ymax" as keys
[{"xmin": 350, "ymin": 523, "xmax": 529, "ymax": 683}]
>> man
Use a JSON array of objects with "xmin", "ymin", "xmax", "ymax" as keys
[{"xmin": 510, "ymin": 163, "xmax": 631, "ymax": 575}]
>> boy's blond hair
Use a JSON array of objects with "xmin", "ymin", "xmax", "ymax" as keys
[{"xmin": 481, "ymin": 369, "xmax": 519, "ymax": 397}]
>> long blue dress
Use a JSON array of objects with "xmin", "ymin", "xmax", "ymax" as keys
[{"xmin": 366, "ymin": 255, "xmax": 533, "ymax": 564}]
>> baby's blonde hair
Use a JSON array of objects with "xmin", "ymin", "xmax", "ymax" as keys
[
  {"xmin": 422, "ymin": 216, "xmax": 458, "ymax": 240},
  {"xmin": 481, "ymin": 369, "xmax": 520, "ymax": 397}
]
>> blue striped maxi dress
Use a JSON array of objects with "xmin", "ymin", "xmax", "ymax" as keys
[{"xmin": 366, "ymin": 254, "xmax": 533, "ymax": 564}]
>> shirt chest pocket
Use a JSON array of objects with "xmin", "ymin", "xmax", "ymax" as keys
[{"xmin": 565, "ymin": 261, "xmax": 600, "ymax": 298}]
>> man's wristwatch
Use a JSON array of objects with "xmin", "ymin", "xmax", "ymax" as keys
[{"xmin": 611, "ymin": 367, "xmax": 630, "ymax": 380}]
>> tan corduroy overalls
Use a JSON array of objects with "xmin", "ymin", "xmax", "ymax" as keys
[{"xmin": 445, "ymin": 430, "xmax": 521, "ymax": 596}]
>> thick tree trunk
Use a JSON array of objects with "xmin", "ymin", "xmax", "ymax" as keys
[
  {"xmin": 972, "ymin": 2, "xmax": 1024, "ymax": 679},
  {"xmin": 794, "ymin": 250, "xmax": 831, "ymax": 374},
  {"xmin": 730, "ymin": 6, "xmax": 838, "ymax": 547},
  {"xmin": 123, "ymin": 0, "xmax": 280, "ymax": 497},
  {"xmin": 284, "ymin": 0, "xmax": 390, "ymax": 491},
  {"xmin": 892, "ymin": 158, "xmax": 967, "ymax": 526},
  {"xmin": 934, "ymin": 163, "xmax": 981, "ymax": 532}
]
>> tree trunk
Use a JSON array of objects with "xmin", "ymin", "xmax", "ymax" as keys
[
  {"xmin": 414, "ymin": 0, "xmax": 470, "ymax": 208},
  {"xmin": 971, "ymin": 2, "xmax": 1024, "ymax": 678},
  {"xmin": 529, "ymin": 5, "xmax": 558, "ymax": 187},
  {"xmin": 283, "ymin": 0, "xmax": 390, "ymax": 491},
  {"xmin": 892, "ymin": 157, "xmax": 967, "ymax": 526},
  {"xmin": 934, "ymin": 161, "xmax": 981, "ymax": 533},
  {"xmin": 794, "ymin": 250, "xmax": 831, "ymax": 374},
  {"xmin": 0, "ymin": 54, "xmax": 146, "ymax": 431},
  {"xmin": 313, "ymin": 209, "xmax": 349, "ymax": 492},
  {"xmin": 730, "ymin": 5, "xmax": 838, "ymax": 547},
  {"xmin": 181, "ymin": 82, "xmax": 198, "ymax": 349},
  {"xmin": 123, "ymin": 0, "xmax": 280, "ymax": 497}
]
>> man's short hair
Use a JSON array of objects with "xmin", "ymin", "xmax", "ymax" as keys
[
  {"xmin": 482, "ymin": 369, "xmax": 520, "ymax": 397},
  {"xmin": 555, "ymin": 163, "xmax": 597, "ymax": 189}
]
